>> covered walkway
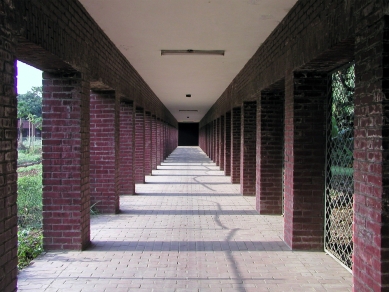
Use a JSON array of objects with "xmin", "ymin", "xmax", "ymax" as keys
[{"xmin": 18, "ymin": 147, "xmax": 351, "ymax": 292}]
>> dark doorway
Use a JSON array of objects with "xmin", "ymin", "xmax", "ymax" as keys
[{"xmin": 178, "ymin": 123, "xmax": 199, "ymax": 146}]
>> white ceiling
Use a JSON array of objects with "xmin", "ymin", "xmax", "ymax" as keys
[{"xmin": 79, "ymin": 0, "xmax": 297, "ymax": 122}]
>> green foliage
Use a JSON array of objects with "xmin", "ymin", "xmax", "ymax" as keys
[
  {"xmin": 17, "ymin": 163, "xmax": 43, "ymax": 270},
  {"xmin": 18, "ymin": 149, "xmax": 42, "ymax": 165},
  {"xmin": 17, "ymin": 86, "xmax": 42, "ymax": 119},
  {"xmin": 17, "ymin": 164, "xmax": 42, "ymax": 229},
  {"xmin": 18, "ymin": 229, "xmax": 43, "ymax": 270}
]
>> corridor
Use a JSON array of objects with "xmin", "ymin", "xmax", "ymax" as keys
[{"xmin": 18, "ymin": 147, "xmax": 352, "ymax": 292}]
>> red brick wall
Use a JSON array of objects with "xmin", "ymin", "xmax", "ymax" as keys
[
  {"xmin": 90, "ymin": 92, "xmax": 119, "ymax": 214},
  {"xmin": 231, "ymin": 107, "xmax": 241, "ymax": 184},
  {"xmin": 353, "ymin": 7, "xmax": 388, "ymax": 291},
  {"xmin": 219, "ymin": 116, "xmax": 225, "ymax": 171},
  {"xmin": 156, "ymin": 118, "xmax": 161, "ymax": 165},
  {"xmin": 0, "ymin": 25, "xmax": 18, "ymax": 291},
  {"xmin": 42, "ymin": 72, "xmax": 91, "ymax": 250},
  {"xmin": 14, "ymin": 0, "xmax": 177, "ymax": 126},
  {"xmin": 119, "ymin": 101, "xmax": 135, "ymax": 195},
  {"xmin": 283, "ymin": 71, "xmax": 327, "ymax": 250},
  {"xmin": 144, "ymin": 112, "xmax": 152, "ymax": 175},
  {"xmin": 224, "ymin": 112, "xmax": 232, "ymax": 176},
  {"xmin": 134, "ymin": 107, "xmax": 145, "ymax": 183},
  {"xmin": 151, "ymin": 115, "xmax": 157, "ymax": 170},
  {"xmin": 256, "ymin": 90, "xmax": 284, "ymax": 214},
  {"xmin": 240, "ymin": 101, "xmax": 257, "ymax": 196},
  {"xmin": 215, "ymin": 118, "xmax": 220, "ymax": 166}
]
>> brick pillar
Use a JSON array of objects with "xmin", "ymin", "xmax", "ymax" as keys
[
  {"xmin": 256, "ymin": 91, "xmax": 284, "ymax": 214},
  {"xmin": 156, "ymin": 118, "xmax": 161, "ymax": 165},
  {"xmin": 151, "ymin": 115, "xmax": 157, "ymax": 170},
  {"xmin": 90, "ymin": 92, "xmax": 119, "ymax": 214},
  {"xmin": 144, "ymin": 111, "xmax": 152, "ymax": 175},
  {"xmin": 231, "ymin": 107, "xmax": 241, "ymax": 184},
  {"xmin": 215, "ymin": 118, "xmax": 220, "ymax": 166},
  {"xmin": 42, "ymin": 72, "xmax": 90, "ymax": 250},
  {"xmin": 240, "ymin": 101, "xmax": 257, "ymax": 196},
  {"xmin": 284, "ymin": 71, "xmax": 327, "ymax": 250},
  {"xmin": 162, "ymin": 122, "xmax": 166, "ymax": 160},
  {"xmin": 353, "ymin": 8, "xmax": 388, "ymax": 291},
  {"xmin": 224, "ymin": 111, "xmax": 232, "ymax": 176},
  {"xmin": 0, "ymin": 39, "xmax": 17, "ymax": 292},
  {"xmin": 213, "ymin": 120, "xmax": 217, "ymax": 162},
  {"xmin": 134, "ymin": 107, "xmax": 145, "ymax": 183},
  {"xmin": 119, "ymin": 101, "xmax": 135, "ymax": 195},
  {"xmin": 219, "ymin": 116, "xmax": 225, "ymax": 171},
  {"xmin": 208, "ymin": 123, "xmax": 212, "ymax": 158}
]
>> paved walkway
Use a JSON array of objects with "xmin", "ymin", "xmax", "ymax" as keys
[{"xmin": 18, "ymin": 146, "xmax": 352, "ymax": 291}]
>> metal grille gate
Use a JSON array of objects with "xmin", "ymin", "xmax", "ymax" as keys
[{"xmin": 324, "ymin": 63, "xmax": 355, "ymax": 271}]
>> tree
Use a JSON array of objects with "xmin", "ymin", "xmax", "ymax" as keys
[{"xmin": 17, "ymin": 86, "xmax": 42, "ymax": 149}]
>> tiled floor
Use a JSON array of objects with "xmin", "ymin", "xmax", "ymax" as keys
[{"xmin": 18, "ymin": 146, "xmax": 352, "ymax": 291}]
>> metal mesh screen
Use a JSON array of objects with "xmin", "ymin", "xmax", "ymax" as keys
[{"xmin": 325, "ymin": 63, "xmax": 355, "ymax": 270}]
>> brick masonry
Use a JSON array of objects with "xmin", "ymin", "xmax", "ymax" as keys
[
  {"xmin": 219, "ymin": 115, "xmax": 225, "ymax": 171},
  {"xmin": 240, "ymin": 101, "xmax": 257, "ymax": 196},
  {"xmin": 42, "ymin": 72, "xmax": 91, "ymax": 251},
  {"xmin": 224, "ymin": 112, "xmax": 232, "ymax": 176},
  {"xmin": 119, "ymin": 101, "xmax": 135, "ymax": 195},
  {"xmin": 352, "ymin": 4, "xmax": 388, "ymax": 291},
  {"xmin": 156, "ymin": 118, "xmax": 161, "ymax": 166},
  {"xmin": 151, "ymin": 115, "xmax": 157, "ymax": 170},
  {"xmin": 215, "ymin": 118, "xmax": 220, "ymax": 166},
  {"xmin": 231, "ymin": 107, "xmax": 241, "ymax": 184},
  {"xmin": 144, "ymin": 112, "xmax": 152, "ymax": 176},
  {"xmin": 0, "ymin": 12, "xmax": 18, "ymax": 290},
  {"xmin": 134, "ymin": 107, "xmax": 145, "ymax": 184},
  {"xmin": 283, "ymin": 71, "xmax": 327, "ymax": 251},
  {"xmin": 256, "ymin": 90, "xmax": 284, "ymax": 214},
  {"xmin": 90, "ymin": 92, "xmax": 119, "ymax": 214},
  {"xmin": 1, "ymin": 0, "xmax": 388, "ymax": 290}
]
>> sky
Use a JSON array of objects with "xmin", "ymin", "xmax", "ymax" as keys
[{"xmin": 17, "ymin": 61, "xmax": 42, "ymax": 95}]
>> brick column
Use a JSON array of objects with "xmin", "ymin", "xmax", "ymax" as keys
[
  {"xmin": 151, "ymin": 115, "xmax": 157, "ymax": 170},
  {"xmin": 353, "ymin": 8, "xmax": 388, "ymax": 291},
  {"xmin": 231, "ymin": 107, "xmax": 241, "ymax": 184},
  {"xmin": 256, "ymin": 91, "xmax": 284, "ymax": 214},
  {"xmin": 215, "ymin": 118, "xmax": 220, "ymax": 166},
  {"xmin": 219, "ymin": 116, "xmax": 225, "ymax": 171},
  {"xmin": 42, "ymin": 72, "xmax": 90, "ymax": 250},
  {"xmin": 240, "ymin": 101, "xmax": 257, "ymax": 196},
  {"xmin": 213, "ymin": 120, "xmax": 217, "ymax": 162},
  {"xmin": 119, "ymin": 101, "xmax": 135, "ymax": 195},
  {"xmin": 284, "ymin": 71, "xmax": 327, "ymax": 250},
  {"xmin": 224, "ymin": 111, "xmax": 232, "ymax": 176},
  {"xmin": 90, "ymin": 92, "xmax": 119, "ymax": 214},
  {"xmin": 0, "ymin": 39, "xmax": 17, "ymax": 291},
  {"xmin": 162, "ymin": 122, "xmax": 166, "ymax": 160},
  {"xmin": 134, "ymin": 107, "xmax": 145, "ymax": 183},
  {"xmin": 207, "ymin": 123, "xmax": 211, "ymax": 157},
  {"xmin": 144, "ymin": 111, "xmax": 152, "ymax": 175},
  {"xmin": 156, "ymin": 118, "xmax": 161, "ymax": 165}
]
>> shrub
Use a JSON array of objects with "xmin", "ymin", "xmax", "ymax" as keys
[{"xmin": 18, "ymin": 229, "xmax": 43, "ymax": 270}]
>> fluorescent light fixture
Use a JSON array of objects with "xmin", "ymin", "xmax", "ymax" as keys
[
  {"xmin": 179, "ymin": 110, "xmax": 198, "ymax": 112},
  {"xmin": 161, "ymin": 49, "xmax": 225, "ymax": 56}
]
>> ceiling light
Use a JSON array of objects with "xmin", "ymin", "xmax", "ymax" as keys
[
  {"xmin": 161, "ymin": 49, "xmax": 225, "ymax": 56},
  {"xmin": 179, "ymin": 110, "xmax": 198, "ymax": 112}
]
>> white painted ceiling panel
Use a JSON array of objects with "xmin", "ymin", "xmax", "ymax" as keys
[{"xmin": 79, "ymin": 0, "xmax": 297, "ymax": 122}]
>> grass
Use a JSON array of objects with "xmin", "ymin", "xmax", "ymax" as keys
[
  {"xmin": 17, "ymin": 151, "xmax": 43, "ymax": 270},
  {"xmin": 18, "ymin": 164, "xmax": 42, "ymax": 229}
]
